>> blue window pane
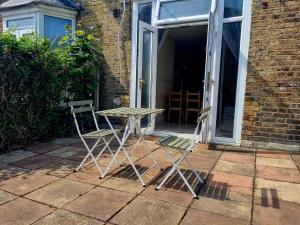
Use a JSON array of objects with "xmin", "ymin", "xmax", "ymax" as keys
[
  {"xmin": 224, "ymin": 0, "xmax": 243, "ymax": 18},
  {"xmin": 44, "ymin": 15, "xmax": 71, "ymax": 45},
  {"xmin": 159, "ymin": 0, "xmax": 211, "ymax": 20},
  {"xmin": 7, "ymin": 17, "xmax": 34, "ymax": 28},
  {"xmin": 139, "ymin": 3, "xmax": 152, "ymax": 24}
]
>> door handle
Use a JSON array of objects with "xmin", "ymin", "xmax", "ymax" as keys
[{"xmin": 139, "ymin": 79, "xmax": 145, "ymax": 88}]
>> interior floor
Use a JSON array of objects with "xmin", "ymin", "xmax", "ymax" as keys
[{"xmin": 155, "ymin": 25, "xmax": 208, "ymax": 134}]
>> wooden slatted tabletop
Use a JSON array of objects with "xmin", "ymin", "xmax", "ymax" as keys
[{"xmin": 96, "ymin": 107, "xmax": 164, "ymax": 118}]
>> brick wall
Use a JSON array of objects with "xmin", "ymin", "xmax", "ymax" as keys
[
  {"xmin": 242, "ymin": 0, "xmax": 300, "ymax": 150},
  {"xmin": 77, "ymin": 0, "xmax": 132, "ymax": 109}
]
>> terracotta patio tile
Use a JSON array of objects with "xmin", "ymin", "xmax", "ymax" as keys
[
  {"xmin": 0, "ymin": 198, "xmax": 53, "ymax": 225},
  {"xmin": 256, "ymin": 150, "xmax": 292, "ymax": 160},
  {"xmin": 64, "ymin": 187, "xmax": 134, "ymax": 221},
  {"xmin": 32, "ymin": 209, "xmax": 104, "ymax": 225},
  {"xmin": 256, "ymin": 157, "xmax": 297, "ymax": 169},
  {"xmin": 220, "ymin": 152, "xmax": 255, "ymax": 164},
  {"xmin": 256, "ymin": 165, "xmax": 300, "ymax": 183},
  {"xmin": 25, "ymin": 179, "xmax": 94, "ymax": 207},
  {"xmin": 180, "ymin": 208, "xmax": 249, "ymax": 225},
  {"xmin": 191, "ymin": 196, "xmax": 251, "ymax": 222},
  {"xmin": 27, "ymin": 143, "xmax": 62, "ymax": 154},
  {"xmin": 37, "ymin": 159, "xmax": 79, "ymax": 177},
  {"xmin": 291, "ymin": 154, "xmax": 300, "ymax": 168},
  {"xmin": 46, "ymin": 146, "xmax": 84, "ymax": 158},
  {"xmin": 253, "ymin": 201, "xmax": 300, "ymax": 225},
  {"xmin": 191, "ymin": 148, "xmax": 222, "ymax": 160},
  {"xmin": 9, "ymin": 155, "xmax": 61, "ymax": 170},
  {"xmin": 0, "ymin": 190, "xmax": 17, "ymax": 205},
  {"xmin": 214, "ymin": 160, "xmax": 254, "ymax": 177},
  {"xmin": 0, "ymin": 172, "xmax": 59, "ymax": 196},
  {"xmin": 0, "ymin": 150, "xmax": 36, "ymax": 164},
  {"xmin": 111, "ymin": 196, "xmax": 186, "ymax": 225},
  {"xmin": 66, "ymin": 171, "xmax": 103, "ymax": 185},
  {"xmin": 254, "ymin": 178, "xmax": 300, "ymax": 205},
  {"xmin": 207, "ymin": 171, "xmax": 253, "ymax": 188},
  {"xmin": 100, "ymin": 177, "xmax": 144, "ymax": 194},
  {"xmin": 181, "ymin": 154, "xmax": 218, "ymax": 171},
  {"xmin": 0, "ymin": 165, "xmax": 29, "ymax": 181},
  {"xmin": 142, "ymin": 185, "xmax": 193, "ymax": 207}
]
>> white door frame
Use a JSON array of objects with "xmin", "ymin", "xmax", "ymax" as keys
[{"xmin": 130, "ymin": 0, "xmax": 253, "ymax": 145}]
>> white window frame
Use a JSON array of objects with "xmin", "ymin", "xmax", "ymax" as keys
[
  {"xmin": 154, "ymin": 0, "xmax": 211, "ymax": 26},
  {"xmin": 1, "ymin": 4, "xmax": 76, "ymax": 39}
]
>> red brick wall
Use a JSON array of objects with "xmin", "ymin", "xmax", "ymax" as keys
[{"xmin": 242, "ymin": 0, "xmax": 300, "ymax": 150}]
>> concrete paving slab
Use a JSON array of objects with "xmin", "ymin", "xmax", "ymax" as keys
[
  {"xmin": 100, "ymin": 177, "xmax": 144, "ymax": 194},
  {"xmin": 291, "ymin": 154, "xmax": 300, "ymax": 168},
  {"xmin": 256, "ymin": 165, "xmax": 300, "ymax": 183},
  {"xmin": 191, "ymin": 196, "xmax": 251, "ymax": 222},
  {"xmin": 37, "ymin": 159, "xmax": 79, "ymax": 177},
  {"xmin": 64, "ymin": 187, "xmax": 134, "ymax": 221},
  {"xmin": 51, "ymin": 138, "xmax": 81, "ymax": 145},
  {"xmin": 0, "ymin": 172, "xmax": 59, "ymax": 195},
  {"xmin": 253, "ymin": 201, "xmax": 300, "ymax": 225},
  {"xmin": 256, "ymin": 150, "xmax": 292, "ymax": 160},
  {"xmin": 66, "ymin": 172, "xmax": 103, "ymax": 185},
  {"xmin": 256, "ymin": 157, "xmax": 297, "ymax": 169},
  {"xmin": 0, "ymin": 165, "xmax": 29, "ymax": 181},
  {"xmin": 214, "ymin": 160, "xmax": 254, "ymax": 177},
  {"xmin": 142, "ymin": 185, "xmax": 193, "ymax": 207},
  {"xmin": 181, "ymin": 208, "xmax": 249, "ymax": 225},
  {"xmin": 254, "ymin": 178, "xmax": 300, "ymax": 205},
  {"xmin": 0, "ymin": 190, "xmax": 17, "ymax": 205},
  {"xmin": 220, "ymin": 152, "xmax": 255, "ymax": 164},
  {"xmin": 25, "ymin": 179, "xmax": 94, "ymax": 207},
  {"xmin": 32, "ymin": 209, "xmax": 104, "ymax": 225},
  {"xmin": 0, "ymin": 150, "xmax": 36, "ymax": 164},
  {"xmin": 27, "ymin": 143, "xmax": 62, "ymax": 154},
  {"xmin": 111, "ymin": 196, "xmax": 186, "ymax": 225},
  {"xmin": 46, "ymin": 146, "xmax": 84, "ymax": 158},
  {"xmin": 10, "ymin": 155, "xmax": 61, "ymax": 170},
  {"xmin": 0, "ymin": 197, "xmax": 53, "ymax": 225}
]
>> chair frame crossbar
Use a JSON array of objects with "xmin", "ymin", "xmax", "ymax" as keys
[
  {"xmin": 156, "ymin": 106, "xmax": 211, "ymax": 198},
  {"xmin": 69, "ymin": 100, "xmax": 118, "ymax": 178}
]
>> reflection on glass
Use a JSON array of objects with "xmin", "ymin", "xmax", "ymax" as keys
[
  {"xmin": 139, "ymin": 3, "xmax": 152, "ymax": 24},
  {"xmin": 141, "ymin": 30, "xmax": 152, "ymax": 109},
  {"xmin": 7, "ymin": 17, "xmax": 34, "ymax": 28},
  {"xmin": 44, "ymin": 16, "xmax": 71, "ymax": 46},
  {"xmin": 159, "ymin": 0, "xmax": 211, "ymax": 20},
  {"xmin": 216, "ymin": 22, "xmax": 241, "ymax": 138},
  {"xmin": 224, "ymin": 0, "xmax": 243, "ymax": 18}
]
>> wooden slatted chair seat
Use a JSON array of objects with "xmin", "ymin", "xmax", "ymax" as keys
[
  {"xmin": 82, "ymin": 129, "xmax": 121, "ymax": 139},
  {"xmin": 159, "ymin": 135, "xmax": 193, "ymax": 151}
]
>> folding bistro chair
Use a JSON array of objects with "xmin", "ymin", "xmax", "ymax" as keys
[
  {"xmin": 69, "ymin": 100, "xmax": 119, "ymax": 178},
  {"xmin": 156, "ymin": 106, "xmax": 211, "ymax": 198}
]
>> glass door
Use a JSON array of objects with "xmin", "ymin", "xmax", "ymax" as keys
[
  {"xmin": 137, "ymin": 21, "xmax": 158, "ymax": 131},
  {"xmin": 202, "ymin": 0, "xmax": 222, "ymax": 142}
]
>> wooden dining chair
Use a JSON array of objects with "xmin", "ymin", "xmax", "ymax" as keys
[
  {"xmin": 185, "ymin": 91, "xmax": 202, "ymax": 123},
  {"xmin": 168, "ymin": 91, "xmax": 183, "ymax": 123}
]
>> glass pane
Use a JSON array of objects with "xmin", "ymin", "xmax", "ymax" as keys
[
  {"xmin": 44, "ymin": 16, "xmax": 71, "ymax": 46},
  {"xmin": 7, "ymin": 17, "xmax": 34, "ymax": 28},
  {"xmin": 141, "ymin": 30, "xmax": 152, "ymax": 109},
  {"xmin": 159, "ymin": 0, "xmax": 211, "ymax": 20},
  {"xmin": 216, "ymin": 22, "xmax": 242, "ymax": 138},
  {"xmin": 224, "ymin": 0, "xmax": 243, "ymax": 18},
  {"xmin": 139, "ymin": 2, "xmax": 152, "ymax": 24}
]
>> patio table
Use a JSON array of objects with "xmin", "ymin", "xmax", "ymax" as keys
[{"xmin": 96, "ymin": 107, "xmax": 164, "ymax": 186}]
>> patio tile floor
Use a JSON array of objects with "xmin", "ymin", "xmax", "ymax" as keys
[{"xmin": 0, "ymin": 137, "xmax": 300, "ymax": 225}]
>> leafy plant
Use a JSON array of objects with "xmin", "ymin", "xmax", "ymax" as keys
[{"xmin": 0, "ymin": 27, "xmax": 104, "ymax": 152}]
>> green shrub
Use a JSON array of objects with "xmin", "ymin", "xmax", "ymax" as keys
[{"xmin": 0, "ymin": 28, "xmax": 104, "ymax": 151}]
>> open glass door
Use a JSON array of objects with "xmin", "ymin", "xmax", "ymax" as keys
[
  {"xmin": 202, "ymin": 0, "xmax": 221, "ymax": 142},
  {"xmin": 137, "ymin": 21, "xmax": 158, "ymax": 131}
]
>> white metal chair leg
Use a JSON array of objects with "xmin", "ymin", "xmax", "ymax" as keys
[{"xmin": 176, "ymin": 167, "xmax": 198, "ymax": 198}]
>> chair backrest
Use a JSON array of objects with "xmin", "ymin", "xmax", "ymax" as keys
[
  {"xmin": 186, "ymin": 91, "xmax": 201, "ymax": 109},
  {"xmin": 69, "ymin": 100, "xmax": 99, "ymax": 136},
  {"xmin": 169, "ymin": 91, "xmax": 182, "ymax": 108},
  {"xmin": 191, "ymin": 106, "xmax": 211, "ymax": 145}
]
